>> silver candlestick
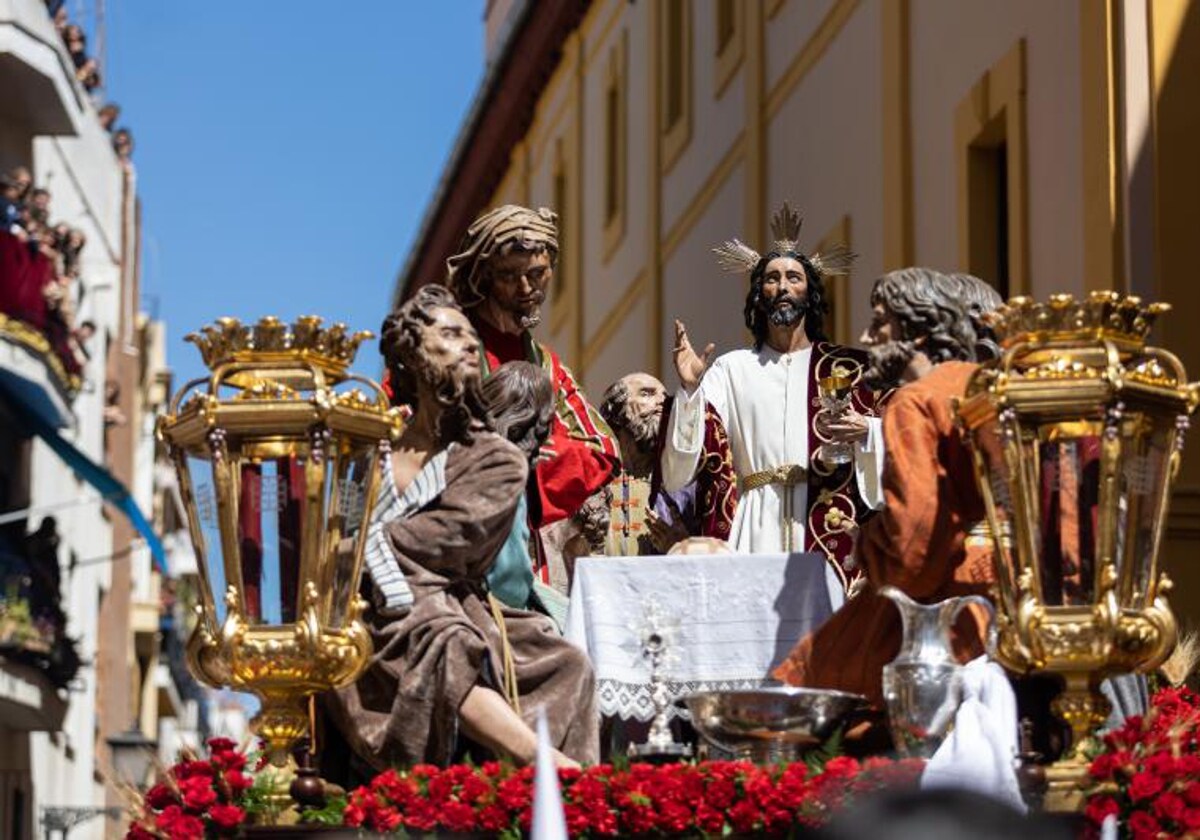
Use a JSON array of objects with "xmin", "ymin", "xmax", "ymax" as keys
[{"xmin": 628, "ymin": 599, "xmax": 692, "ymax": 760}]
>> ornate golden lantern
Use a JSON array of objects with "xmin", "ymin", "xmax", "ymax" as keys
[
  {"xmin": 958, "ymin": 292, "xmax": 1198, "ymax": 810},
  {"xmin": 157, "ymin": 316, "xmax": 402, "ymax": 797}
]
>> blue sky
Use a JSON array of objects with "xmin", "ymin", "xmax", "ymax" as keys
[{"xmin": 102, "ymin": 2, "xmax": 484, "ymax": 387}]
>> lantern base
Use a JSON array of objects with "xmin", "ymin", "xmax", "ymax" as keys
[
  {"xmin": 1040, "ymin": 761, "xmax": 1089, "ymax": 813},
  {"xmin": 1040, "ymin": 672, "xmax": 1110, "ymax": 813}
]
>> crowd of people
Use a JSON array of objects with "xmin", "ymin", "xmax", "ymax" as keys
[
  {"xmin": 0, "ymin": 3, "xmax": 137, "ymax": 386},
  {"xmin": 1, "ymin": 165, "xmax": 93, "ymax": 376}
]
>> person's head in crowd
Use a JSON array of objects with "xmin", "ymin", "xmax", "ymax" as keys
[
  {"xmin": 67, "ymin": 227, "xmax": 86, "ymax": 252},
  {"xmin": 600, "ymin": 372, "xmax": 667, "ymax": 470},
  {"xmin": 861, "ymin": 267, "xmax": 1001, "ymax": 390},
  {"xmin": 6, "ymin": 166, "xmax": 32, "ymax": 200},
  {"xmin": 29, "ymin": 206, "xmax": 49, "ymax": 227},
  {"xmin": 481, "ymin": 361, "xmax": 554, "ymax": 466},
  {"xmin": 53, "ymin": 6, "xmax": 68, "ymax": 35},
  {"xmin": 379, "ymin": 284, "xmax": 490, "ymax": 446},
  {"xmin": 31, "ymin": 188, "xmax": 50, "ymax": 213},
  {"xmin": 104, "ymin": 378, "xmax": 120, "ymax": 405},
  {"xmin": 64, "ymin": 24, "xmax": 85, "ymax": 53},
  {"xmin": 98, "ymin": 103, "xmax": 121, "ymax": 132},
  {"xmin": 74, "ymin": 320, "xmax": 96, "ymax": 344},
  {"xmin": 0, "ymin": 175, "xmax": 18, "ymax": 204},
  {"xmin": 79, "ymin": 61, "xmax": 101, "ymax": 91},
  {"xmin": 822, "ymin": 788, "xmax": 1071, "ymax": 840},
  {"xmin": 113, "ymin": 128, "xmax": 134, "ymax": 160}
]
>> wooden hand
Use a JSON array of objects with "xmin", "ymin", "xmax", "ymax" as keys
[
  {"xmin": 815, "ymin": 406, "xmax": 870, "ymax": 445},
  {"xmin": 645, "ymin": 508, "xmax": 691, "ymax": 554},
  {"xmin": 673, "ymin": 319, "xmax": 715, "ymax": 394}
]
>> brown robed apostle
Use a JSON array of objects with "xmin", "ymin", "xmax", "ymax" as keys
[
  {"xmin": 774, "ymin": 269, "xmax": 1004, "ymax": 705},
  {"xmin": 330, "ymin": 285, "xmax": 597, "ymax": 769}
]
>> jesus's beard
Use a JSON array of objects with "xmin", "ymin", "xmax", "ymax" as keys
[
  {"xmin": 765, "ymin": 294, "xmax": 808, "ymax": 328},
  {"xmin": 865, "ymin": 340, "xmax": 918, "ymax": 390}
]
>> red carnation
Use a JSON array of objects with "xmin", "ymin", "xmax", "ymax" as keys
[
  {"xmin": 1128, "ymin": 811, "xmax": 1161, "ymax": 840},
  {"xmin": 1084, "ymin": 795, "xmax": 1120, "ymax": 826},
  {"xmin": 440, "ymin": 800, "xmax": 478, "ymax": 832},
  {"xmin": 403, "ymin": 798, "xmax": 438, "ymax": 832},
  {"xmin": 368, "ymin": 808, "xmax": 402, "ymax": 834},
  {"xmin": 179, "ymin": 776, "xmax": 218, "ymax": 812},
  {"xmin": 1153, "ymin": 791, "xmax": 1186, "ymax": 825},
  {"xmin": 206, "ymin": 737, "xmax": 238, "ymax": 754},
  {"xmin": 1129, "ymin": 770, "xmax": 1166, "ymax": 802},
  {"xmin": 223, "ymin": 769, "xmax": 252, "ymax": 794},
  {"xmin": 212, "ymin": 750, "xmax": 246, "ymax": 772},
  {"xmin": 728, "ymin": 798, "xmax": 763, "ymax": 834},
  {"xmin": 172, "ymin": 760, "xmax": 214, "ymax": 781},
  {"xmin": 126, "ymin": 823, "xmax": 156, "ymax": 840},
  {"xmin": 478, "ymin": 803, "xmax": 511, "ymax": 832},
  {"xmin": 705, "ymin": 776, "xmax": 737, "ymax": 810},
  {"xmin": 155, "ymin": 805, "xmax": 205, "ymax": 840},
  {"xmin": 659, "ymin": 800, "xmax": 693, "ymax": 834},
  {"xmin": 144, "ymin": 782, "xmax": 179, "ymax": 810},
  {"xmin": 207, "ymin": 803, "xmax": 246, "ymax": 834},
  {"xmin": 695, "ymin": 803, "xmax": 727, "ymax": 835}
]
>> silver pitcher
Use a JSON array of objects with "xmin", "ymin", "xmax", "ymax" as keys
[{"xmin": 878, "ymin": 585, "xmax": 994, "ymax": 758}]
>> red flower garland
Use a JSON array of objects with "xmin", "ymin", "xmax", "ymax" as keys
[
  {"xmin": 126, "ymin": 738, "xmax": 255, "ymax": 840},
  {"xmin": 1084, "ymin": 686, "xmax": 1200, "ymax": 839},
  {"xmin": 342, "ymin": 756, "xmax": 924, "ymax": 837}
]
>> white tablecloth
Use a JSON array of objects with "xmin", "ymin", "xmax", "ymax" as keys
[{"xmin": 565, "ymin": 553, "xmax": 834, "ymax": 722}]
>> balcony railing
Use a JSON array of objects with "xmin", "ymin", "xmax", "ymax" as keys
[{"xmin": 0, "ymin": 533, "xmax": 81, "ymax": 690}]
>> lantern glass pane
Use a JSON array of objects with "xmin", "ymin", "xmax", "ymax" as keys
[
  {"xmin": 1118, "ymin": 423, "xmax": 1170, "ymax": 607},
  {"xmin": 237, "ymin": 457, "xmax": 307, "ymax": 626},
  {"xmin": 186, "ymin": 453, "xmax": 228, "ymax": 625},
  {"xmin": 968, "ymin": 421, "xmax": 1020, "ymax": 602},
  {"xmin": 327, "ymin": 446, "xmax": 375, "ymax": 629},
  {"xmin": 1034, "ymin": 436, "xmax": 1100, "ymax": 607}
]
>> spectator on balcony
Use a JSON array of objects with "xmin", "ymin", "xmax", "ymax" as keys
[
  {"xmin": 30, "ymin": 188, "xmax": 50, "ymax": 216},
  {"xmin": 50, "ymin": 3, "xmax": 67, "ymax": 36},
  {"xmin": 1, "ymin": 174, "xmax": 24, "ymax": 237},
  {"xmin": 64, "ymin": 24, "xmax": 85, "ymax": 65},
  {"xmin": 113, "ymin": 128, "xmax": 134, "ymax": 162},
  {"xmin": 70, "ymin": 319, "xmax": 95, "ymax": 366},
  {"xmin": 60, "ymin": 227, "xmax": 85, "ymax": 275},
  {"xmin": 7, "ymin": 166, "xmax": 31, "ymax": 201},
  {"xmin": 98, "ymin": 103, "xmax": 120, "ymax": 133}
]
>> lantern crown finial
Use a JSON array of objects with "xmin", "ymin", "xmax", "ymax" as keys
[
  {"xmin": 185, "ymin": 316, "xmax": 373, "ymax": 375},
  {"xmin": 987, "ymin": 291, "xmax": 1170, "ymax": 348}
]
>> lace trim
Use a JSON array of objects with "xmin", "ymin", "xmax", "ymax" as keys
[{"xmin": 596, "ymin": 677, "xmax": 771, "ymax": 723}]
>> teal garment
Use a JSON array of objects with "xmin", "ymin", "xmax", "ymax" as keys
[{"xmin": 487, "ymin": 494, "xmax": 536, "ymax": 609}]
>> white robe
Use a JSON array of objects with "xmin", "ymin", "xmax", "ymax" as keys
[{"xmin": 661, "ymin": 346, "xmax": 884, "ymax": 558}]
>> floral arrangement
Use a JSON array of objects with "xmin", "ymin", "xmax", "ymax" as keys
[
  {"xmin": 1084, "ymin": 686, "xmax": 1200, "ymax": 839},
  {"xmin": 341, "ymin": 755, "xmax": 924, "ymax": 837},
  {"xmin": 125, "ymin": 737, "xmax": 257, "ymax": 839}
]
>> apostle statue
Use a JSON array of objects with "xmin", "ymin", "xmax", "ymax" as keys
[
  {"xmin": 332, "ymin": 285, "xmax": 597, "ymax": 769},
  {"xmin": 446, "ymin": 204, "xmax": 619, "ymax": 536},
  {"xmin": 599, "ymin": 372, "xmax": 737, "ymax": 555},
  {"xmin": 663, "ymin": 204, "xmax": 884, "ymax": 595},
  {"xmin": 773, "ymin": 268, "xmax": 1002, "ymax": 702}
]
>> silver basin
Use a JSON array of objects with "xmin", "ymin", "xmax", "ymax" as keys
[{"xmin": 682, "ymin": 687, "xmax": 867, "ymax": 762}]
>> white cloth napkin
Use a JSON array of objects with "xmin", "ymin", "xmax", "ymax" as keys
[{"xmin": 920, "ymin": 656, "xmax": 1025, "ymax": 812}]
